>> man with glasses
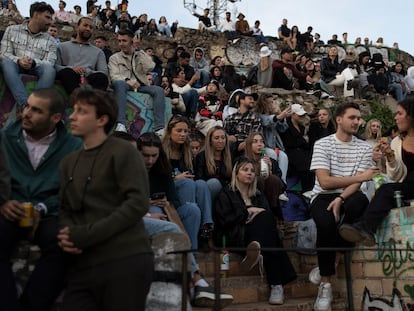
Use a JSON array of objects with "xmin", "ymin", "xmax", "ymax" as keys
[
  {"xmin": 0, "ymin": 2, "xmax": 57, "ymax": 111},
  {"xmin": 0, "ymin": 88, "xmax": 81, "ymax": 310}
]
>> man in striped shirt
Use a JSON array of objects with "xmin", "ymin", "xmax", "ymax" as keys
[
  {"xmin": 309, "ymin": 102, "xmax": 379, "ymax": 311},
  {"xmin": 0, "ymin": 2, "xmax": 57, "ymax": 110}
]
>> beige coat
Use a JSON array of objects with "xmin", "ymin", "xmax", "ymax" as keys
[
  {"xmin": 387, "ymin": 136, "xmax": 407, "ymax": 182},
  {"xmin": 108, "ymin": 49, "xmax": 155, "ymax": 86}
]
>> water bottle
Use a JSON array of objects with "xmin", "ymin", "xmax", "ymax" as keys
[
  {"xmin": 259, "ymin": 149, "xmax": 270, "ymax": 179},
  {"xmin": 220, "ymin": 236, "xmax": 229, "ymax": 278}
]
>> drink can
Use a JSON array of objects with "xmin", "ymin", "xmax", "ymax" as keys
[
  {"xmin": 394, "ymin": 191, "xmax": 403, "ymax": 208},
  {"xmin": 19, "ymin": 202, "xmax": 34, "ymax": 227},
  {"xmin": 373, "ymin": 174, "xmax": 385, "ymax": 190}
]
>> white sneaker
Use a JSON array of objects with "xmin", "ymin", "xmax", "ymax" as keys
[
  {"xmin": 269, "ymin": 284, "xmax": 284, "ymax": 305},
  {"xmin": 309, "ymin": 266, "xmax": 321, "ymax": 285},
  {"xmin": 321, "ymin": 92, "xmax": 330, "ymax": 99},
  {"xmin": 314, "ymin": 282, "xmax": 333, "ymax": 311},
  {"xmin": 155, "ymin": 128, "xmax": 164, "ymax": 137},
  {"xmin": 278, "ymin": 192, "xmax": 289, "ymax": 202},
  {"xmin": 115, "ymin": 123, "xmax": 127, "ymax": 133}
]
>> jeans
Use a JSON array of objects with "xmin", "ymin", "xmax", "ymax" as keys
[
  {"xmin": 158, "ymin": 24, "xmax": 172, "ymax": 37},
  {"xmin": 205, "ymin": 178, "xmax": 223, "ymax": 202},
  {"xmin": 175, "ymin": 178, "xmax": 213, "ymax": 226},
  {"xmin": 388, "ymin": 82, "xmax": 407, "ymax": 101},
  {"xmin": 193, "ymin": 70, "xmax": 210, "ymax": 88},
  {"xmin": 181, "ymin": 89, "xmax": 199, "ymax": 116},
  {"xmin": 0, "ymin": 216, "xmax": 67, "ymax": 311},
  {"xmin": 0, "ymin": 59, "xmax": 56, "ymax": 107},
  {"xmin": 112, "ymin": 80, "xmax": 166, "ymax": 130},
  {"xmin": 143, "ymin": 216, "xmax": 200, "ymax": 274}
]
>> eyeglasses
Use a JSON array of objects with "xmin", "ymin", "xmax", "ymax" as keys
[{"xmin": 346, "ymin": 52, "xmax": 354, "ymax": 55}]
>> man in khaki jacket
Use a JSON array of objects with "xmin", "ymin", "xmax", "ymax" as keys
[{"xmin": 108, "ymin": 29, "xmax": 166, "ymax": 134}]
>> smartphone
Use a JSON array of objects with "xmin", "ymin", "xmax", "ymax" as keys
[{"xmin": 150, "ymin": 192, "xmax": 166, "ymax": 200}]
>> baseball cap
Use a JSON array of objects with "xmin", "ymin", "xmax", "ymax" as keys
[{"xmin": 291, "ymin": 104, "xmax": 306, "ymax": 116}]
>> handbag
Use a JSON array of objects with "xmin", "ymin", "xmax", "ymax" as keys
[{"xmin": 293, "ymin": 218, "xmax": 317, "ymax": 255}]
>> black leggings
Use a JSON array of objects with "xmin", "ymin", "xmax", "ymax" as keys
[{"xmin": 311, "ymin": 191, "xmax": 368, "ymax": 276}]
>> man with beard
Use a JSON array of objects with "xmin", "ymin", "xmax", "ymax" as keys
[
  {"xmin": 0, "ymin": 2, "xmax": 57, "ymax": 110},
  {"xmin": 309, "ymin": 102, "xmax": 379, "ymax": 311},
  {"xmin": 56, "ymin": 17, "xmax": 108, "ymax": 94},
  {"xmin": 0, "ymin": 88, "xmax": 81, "ymax": 310}
]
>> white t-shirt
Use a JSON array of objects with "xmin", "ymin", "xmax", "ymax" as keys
[{"xmin": 310, "ymin": 134, "xmax": 373, "ymax": 197}]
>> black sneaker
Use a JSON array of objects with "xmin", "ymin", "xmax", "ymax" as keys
[
  {"xmin": 198, "ymin": 224, "xmax": 214, "ymax": 252},
  {"xmin": 346, "ymin": 79, "xmax": 354, "ymax": 90},
  {"xmin": 193, "ymin": 286, "xmax": 234, "ymax": 307},
  {"xmin": 339, "ymin": 222, "xmax": 376, "ymax": 246}
]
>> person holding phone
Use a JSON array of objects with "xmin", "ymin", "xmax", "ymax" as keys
[
  {"xmin": 162, "ymin": 115, "xmax": 214, "ymax": 244},
  {"xmin": 137, "ymin": 132, "xmax": 233, "ymax": 307}
]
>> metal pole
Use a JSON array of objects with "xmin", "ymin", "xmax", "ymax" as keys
[{"xmin": 344, "ymin": 251, "xmax": 354, "ymax": 311}]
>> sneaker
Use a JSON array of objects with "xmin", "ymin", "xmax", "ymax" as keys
[
  {"xmin": 240, "ymin": 241, "xmax": 261, "ymax": 272},
  {"xmin": 193, "ymin": 285, "xmax": 233, "ymax": 308},
  {"xmin": 278, "ymin": 192, "xmax": 289, "ymax": 202},
  {"xmin": 115, "ymin": 123, "xmax": 127, "ymax": 133},
  {"xmin": 269, "ymin": 284, "xmax": 284, "ymax": 305},
  {"xmin": 339, "ymin": 222, "xmax": 376, "ymax": 246},
  {"xmin": 155, "ymin": 128, "xmax": 164, "ymax": 137},
  {"xmin": 321, "ymin": 92, "xmax": 330, "ymax": 99},
  {"xmin": 309, "ymin": 266, "xmax": 321, "ymax": 285},
  {"xmin": 314, "ymin": 282, "xmax": 333, "ymax": 311}
]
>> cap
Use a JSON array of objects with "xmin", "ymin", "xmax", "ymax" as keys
[
  {"xmin": 291, "ymin": 104, "xmax": 306, "ymax": 116},
  {"xmin": 208, "ymin": 79, "xmax": 220, "ymax": 89},
  {"xmin": 280, "ymin": 48, "xmax": 293, "ymax": 55},
  {"xmin": 239, "ymin": 90, "xmax": 258, "ymax": 101},
  {"xmin": 237, "ymin": 12, "xmax": 245, "ymax": 18},
  {"xmin": 259, "ymin": 46, "xmax": 272, "ymax": 58},
  {"xmin": 73, "ymin": 5, "xmax": 81, "ymax": 10}
]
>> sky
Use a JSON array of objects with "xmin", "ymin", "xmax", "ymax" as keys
[{"xmin": 18, "ymin": 0, "xmax": 414, "ymax": 56}]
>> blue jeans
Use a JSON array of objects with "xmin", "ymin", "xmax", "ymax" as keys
[
  {"xmin": 181, "ymin": 89, "xmax": 199, "ymax": 115},
  {"xmin": 389, "ymin": 82, "xmax": 407, "ymax": 101},
  {"xmin": 206, "ymin": 178, "xmax": 223, "ymax": 202},
  {"xmin": 158, "ymin": 24, "xmax": 172, "ymax": 37},
  {"xmin": 143, "ymin": 218, "xmax": 200, "ymax": 273},
  {"xmin": 112, "ymin": 80, "xmax": 166, "ymax": 130},
  {"xmin": 175, "ymin": 178, "xmax": 213, "ymax": 226},
  {"xmin": 0, "ymin": 58, "xmax": 56, "ymax": 107}
]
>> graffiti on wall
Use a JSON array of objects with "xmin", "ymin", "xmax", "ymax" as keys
[{"xmin": 362, "ymin": 287, "xmax": 406, "ymax": 311}]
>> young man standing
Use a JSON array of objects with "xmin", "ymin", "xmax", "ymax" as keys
[
  {"xmin": 310, "ymin": 102, "xmax": 379, "ymax": 311},
  {"xmin": 55, "ymin": 17, "xmax": 108, "ymax": 94},
  {"xmin": 108, "ymin": 29, "xmax": 166, "ymax": 134},
  {"xmin": 0, "ymin": 2, "xmax": 57, "ymax": 109},
  {"xmin": 0, "ymin": 88, "xmax": 81, "ymax": 310},
  {"xmin": 58, "ymin": 88, "xmax": 153, "ymax": 310}
]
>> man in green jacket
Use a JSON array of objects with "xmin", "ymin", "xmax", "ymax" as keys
[
  {"xmin": 0, "ymin": 88, "xmax": 81, "ymax": 310},
  {"xmin": 57, "ymin": 88, "xmax": 153, "ymax": 310}
]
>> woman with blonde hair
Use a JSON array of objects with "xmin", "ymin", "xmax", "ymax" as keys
[
  {"xmin": 363, "ymin": 118, "xmax": 382, "ymax": 147},
  {"xmin": 214, "ymin": 157, "xmax": 296, "ymax": 305},
  {"xmin": 195, "ymin": 126, "xmax": 233, "ymax": 201},
  {"xmin": 244, "ymin": 132, "xmax": 286, "ymax": 218}
]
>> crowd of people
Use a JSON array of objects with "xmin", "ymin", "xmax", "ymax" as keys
[{"xmin": 1, "ymin": 1, "xmax": 414, "ymax": 311}]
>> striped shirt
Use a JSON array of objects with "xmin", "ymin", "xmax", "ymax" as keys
[
  {"xmin": 0, "ymin": 22, "xmax": 57, "ymax": 65},
  {"xmin": 310, "ymin": 134, "xmax": 373, "ymax": 196}
]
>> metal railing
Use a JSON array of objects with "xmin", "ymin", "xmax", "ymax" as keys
[{"xmin": 169, "ymin": 245, "xmax": 414, "ymax": 311}]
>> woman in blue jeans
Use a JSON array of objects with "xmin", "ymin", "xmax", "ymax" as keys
[
  {"xmin": 136, "ymin": 132, "xmax": 233, "ymax": 307},
  {"xmin": 195, "ymin": 126, "xmax": 233, "ymax": 202},
  {"xmin": 162, "ymin": 115, "xmax": 214, "ymax": 238}
]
